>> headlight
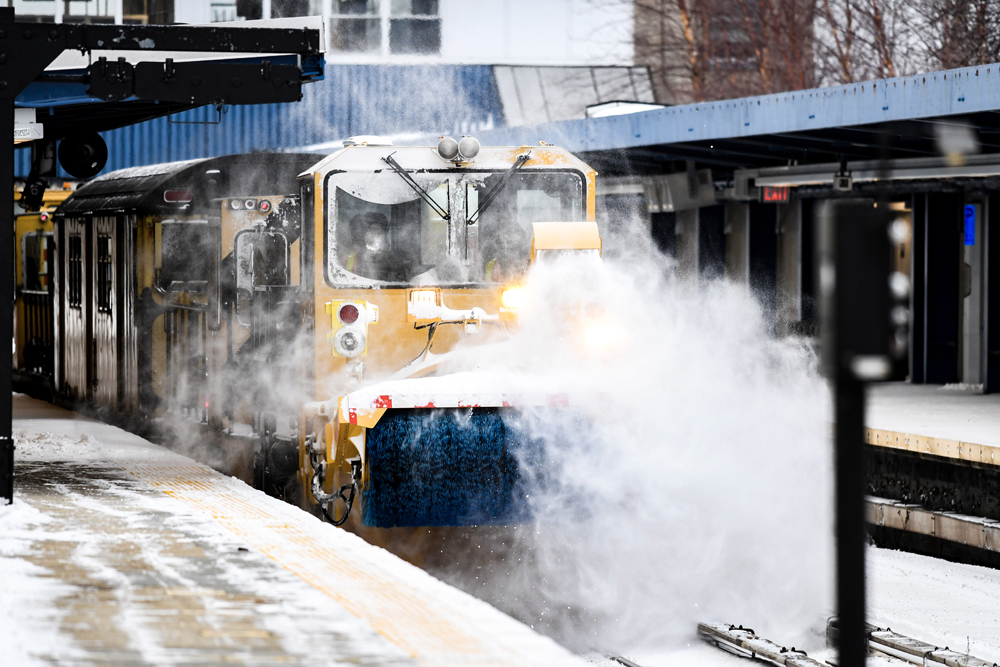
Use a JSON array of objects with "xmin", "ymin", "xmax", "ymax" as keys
[
  {"xmin": 407, "ymin": 289, "xmax": 442, "ymax": 322},
  {"xmin": 458, "ymin": 136, "xmax": 480, "ymax": 160},
  {"xmin": 501, "ymin": 287, "xmax": 527, "ymax": 313},
  {"xmin": 334, "ymin": 327, "xmax": 366, "ymax": 357},
  {"xmin": 437, "ymin": 136, "xmax": 459, "ymax": 160},
  {"xmin": 582, "ymin": 319, "xmax": 626, "ymax": 352}
]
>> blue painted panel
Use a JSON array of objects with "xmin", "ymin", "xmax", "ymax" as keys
[
  {"xmin": 965, "ymin": 204, "xmax": 976, "ymax": 245},
  {"xmin": 16, "ymin": 64, "xmax": 502, "ymax": 178}
]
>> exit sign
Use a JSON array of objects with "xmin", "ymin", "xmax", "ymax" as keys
[{"xmin": 761, "ymin": 186, "xmax": 790, "ymax": 203}]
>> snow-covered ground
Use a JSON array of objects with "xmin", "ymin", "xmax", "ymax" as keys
[
  {"xmin": 4, "ymin": 393, "xmax": 1000, "ymax": 667},
  {"xmin": 1, "ymin": 395, "xmax": 583, "ymax": 667}
]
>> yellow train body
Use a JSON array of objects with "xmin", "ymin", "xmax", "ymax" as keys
[{"xmin": 291, "ymin": 144, "xmax": 597, "ymax": 517}]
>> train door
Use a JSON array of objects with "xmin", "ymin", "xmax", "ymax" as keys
[
  {"xmin": 17, "ymin": 229, "xmax": 55, "ymax": 377},
  {"xmin": 61, "ymin": 217, "xmax": 88, "ymax": 401},
  {"xmin": 92, "ymin": 216, "xmax": 118, "ymax": 409},
  {"xmin": 119, "ymin": 215, "xmax": 140, "ymax": 416}
]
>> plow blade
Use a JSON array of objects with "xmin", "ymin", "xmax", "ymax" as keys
[{"xmin": 362, "ymin": 407, "xmax": 536, "ymax": 528}]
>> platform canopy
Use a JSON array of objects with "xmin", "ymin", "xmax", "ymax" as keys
[
  {"xmin": 12, "ymin": 16, "xmax": 325, "ymax": 144},
  {"xmin": 472, "ymin": 64, "xmax": 1000, "ymax": 179}
]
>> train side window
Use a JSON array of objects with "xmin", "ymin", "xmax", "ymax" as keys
[
  {"xmin": 68, "ymin": 235, "xmax": 83, "ymax": 309},
  {"xmin": 21, "ymin": 233, "xmax": 52, "ymax": 292},
  {"xmin": 234, "ymin": 229, "xmax": 290, "ymax": 327},
  {"xmin": 96, "ymin": 235, "xmax": 113, "ymax": 313},
  {"xmin": 160, "ymin": 221, "xmax": 214, "ymax": 287}
]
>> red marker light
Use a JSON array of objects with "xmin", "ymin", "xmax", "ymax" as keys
[
  {"xmin": 259, "ymin": 200, "xmax": 271, "ymax": 213},
  {"xmin": 338, "ymin": 303, "xmax": 359, "ymax": 324},
  {"xmin": 39, "ymin": 212, "xmax": 50, "ymax": 222},
  {"xmin": 164, "ymin": 189, "xmax": 193, "ymax": 203}
]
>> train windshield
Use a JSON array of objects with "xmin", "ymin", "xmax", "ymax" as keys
[{"xmin": 328, "ymin": 170, "xmax": 583, "ymax": 285}]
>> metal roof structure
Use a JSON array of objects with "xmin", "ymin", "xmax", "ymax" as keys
[
  {"xmin": 13, "ymin": 17, "xmax": 325, "ymax": 142},
  {"xmin": 469, "ymin": 64, "xmax": 1000, "ymax": 178},
  {"xmin": 58, "ymin": 152, "xmax": 320, "ymax": 216},
  {"xmin": 15, "ymin": 63, "xmax": 502, "ymax": 178}
]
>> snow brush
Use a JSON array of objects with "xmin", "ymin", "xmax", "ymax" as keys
[{"xmin": 361, "ymin": 407, "xmax": 538, "ymax": 528}]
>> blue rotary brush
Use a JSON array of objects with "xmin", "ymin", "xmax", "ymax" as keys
[{"xmin": 361, "ymin": 407, "xmax": 536, "ymax": 528}]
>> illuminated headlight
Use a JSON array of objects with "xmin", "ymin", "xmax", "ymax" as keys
[
  {"xmin": 582, "ymin": 320, "xmax": 626, "ymax": 351},
  {"xmin": 407, "ymin": 288, "xmax": 441, "ymax": 321},
  {"xmin": 334, "ymin": 327, "xmax": 366, "ymax": 358},
  {"xmin": 229, "ymin": 199, "xmax": 243, "ymax": 210},
  {"xmin": 500, "ymin": 287, "xmax": 527, "ymax": 313}
]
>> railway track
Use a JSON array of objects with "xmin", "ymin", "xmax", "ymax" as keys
[{"xmin": 699, "ymin": 621, "xmax": 998, "ymax": 667}]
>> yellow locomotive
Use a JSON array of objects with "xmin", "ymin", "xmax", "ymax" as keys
[{"xmin": 16, "ymin": 140, "xmax": 601, "ymax": 528}]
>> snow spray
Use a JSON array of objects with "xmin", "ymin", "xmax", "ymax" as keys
[{"xmin": 421, "ymin": 216, "xmax": 833, "ymax": 655}]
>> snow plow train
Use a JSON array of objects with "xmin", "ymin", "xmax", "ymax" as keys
[
  {"xmin": 298, "ymin": 140, "xmax": 601, "ymax": 528},
  {"xmin": 16, "ymin": 139, "xmax": 600, "ymax": 529}
]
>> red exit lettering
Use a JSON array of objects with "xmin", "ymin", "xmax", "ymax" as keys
[{"xmin": 762, "ymin": 186, "xmax": 790, "ymax": 203}]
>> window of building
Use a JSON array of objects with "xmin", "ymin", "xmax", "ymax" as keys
[
  {"xmin": 329, "ymin": 0, "xmax": 440, "ymax": 56},
  {"xmin": 68, "ymin": 235, "xmax": 83, "ymax": 309},
  {"xmin": 330, "ymin": 0, "xmax": 381, "ymax": 53},
  {"xmin": 388, "ymin": 0, "xmax": 440, "ymax": 54},
  {"xmin": 11, "ymin": 0, "xmax": 172, "ymax": 25},
  {"xmin": 96, "ymin": 235, "xmax": 113, "ymax": 313}
]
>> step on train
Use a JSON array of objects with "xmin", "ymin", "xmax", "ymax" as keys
[{"xmin": 13, "ymin": 138, "xmax": 602, "ymax": 529}]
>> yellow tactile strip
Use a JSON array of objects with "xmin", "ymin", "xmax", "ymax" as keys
[
  {"xmin": 865, "ymin": 427, "xmax": 1000, "ymax": 467},
  {"xmin": 122, "ymin": 461, "xmax": 583, "ymax": 667}
]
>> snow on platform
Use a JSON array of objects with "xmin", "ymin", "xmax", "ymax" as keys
[
  {"xmin": 868, "ymin": 382, "xmax": 1000, "ymax": 448},
  {"xmin": 1, "ymin": 395, "xmax": 585, "ymax": 667}
]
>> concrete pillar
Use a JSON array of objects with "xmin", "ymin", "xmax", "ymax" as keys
[
  {"xmin": 775, "ymin": 200, "xmax": 801, "ymax": 333},
  {"xmin": 725, "ymin": 203, "xmax": 749, "ymax": 285},
  {"xmin": 800, "ymin": 199, "xmax": 817, "ymax": 326},
  {"xmin": 675, "ymin": 209, "xmax": 698, "ymax": 278},
  {"xmin": 910, "ymin": 194, "xmax": 927, "ymax": 383},
  {"xmin": 698, "ymin": 205, "xmax": 725, "ymax": 280},
  {"xmin": 962, "ymin": 201, "xmax": 985, "ymax": 384},
  {"xmin": 650, "ymin": 211, "xmax": 676, "ymax": 258},
  {"xmin": 749, "ymin": 202, "xmax": 777, "ymax": 325},
  {"xmin": 984, "ymin": 194, "xmax": 1000, "ymax": 393},
  {"xmin": 924, "ymin": 193, "xmax": 962, "ymax": 384}
]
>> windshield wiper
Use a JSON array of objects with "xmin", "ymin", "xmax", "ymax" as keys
[
  {"xmin": 382, "ymin": 153, "xmax": 450, "ymax": 220},
  {"xmin": 467, "ymin": 152, "xmax": 531, "ymax": 225}
]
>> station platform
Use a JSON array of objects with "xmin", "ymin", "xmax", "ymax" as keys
[
  {"xmin": 1, "ymin": 394, "xmax": 584, "ymax": 667},
  {"xmin": 5, "ymin": 390, "xmax": 1000, "ymax": 667},
  {"xmin": 867, "ymin": 382, "xmax": 1000, "ymax": 450}
]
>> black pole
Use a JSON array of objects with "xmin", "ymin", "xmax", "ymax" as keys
[
  {"xmin": 819, "ymin": 198, "xmax": 900, "ymax": 667},
  {"xmin": 833, "ymin": 376, "xmax": 867, "ymax": 667},
  {"xmin": 1, "ymin": 97, "xmax": 13, "ymax": 504}
]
